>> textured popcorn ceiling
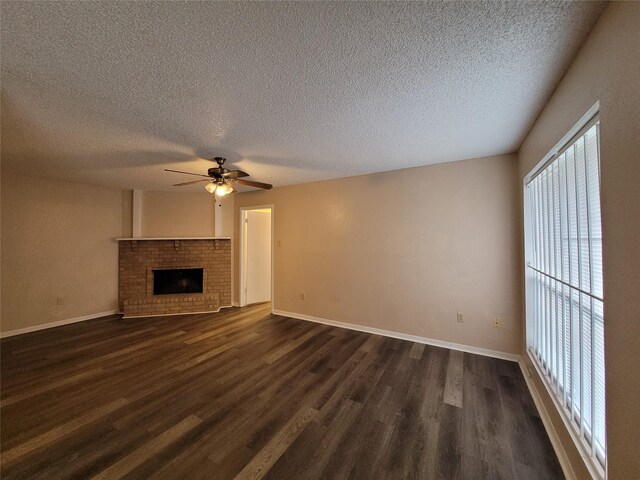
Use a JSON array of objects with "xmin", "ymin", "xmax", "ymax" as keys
[{"xmin": 0, "ymin": 1, "xmax": 605, "ymax": 190}]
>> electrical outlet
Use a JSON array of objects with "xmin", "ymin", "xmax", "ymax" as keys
[
  {"xmin": 277, "ymin": 240, "xmax": 282, "ymax": 247},
  {"xmin": 300, "ymin": 293, "xmax": 305, "ymax": 300},
  {"xmin": 493, "ymin": 318, "xmax": 502, "ymax": 328},
  {"xmin": 456, "ymin": 313, "xmax": 464, "ymax": 323},
  {"xmin": 57, "ymin": 297, "xmax": 64, "ymax": 305}
]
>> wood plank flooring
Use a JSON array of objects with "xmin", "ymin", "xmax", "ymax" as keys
[{"xmin": 0, "ymin": 303, "xmax": 563, "ymax": 479}]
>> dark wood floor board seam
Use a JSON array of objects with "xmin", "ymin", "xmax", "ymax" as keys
[
  {"xmin": 0, "ymin": 367, "xmax": 105, "ymax": 408},
  {"xmin": 91, "ymin": 415, "xmax": 202, "ymax": 480},
  {"xmin": 1, "ymin": 315, "xmax": 124, "ymax": 354},
  {"xmin": 3, "ymin": 348, "xmax": 226, "ymax": 436},
  {"xmin": 2, "ymin": 398, "xmax": 129, "ymax": 466},
  {"xmin": 111, "ymin": 356, "xmax": 245, "ymax": 430},
  {"xmin": 263, "ymin": 324, "xmax": 327, "ymax": 365},
  {"xmin": 182, "ymin": 312, "xmax": 267, "ymax": 345},
  {"xmin": 43, "ymin": 327, "xmax": 159, "ymax": 362},
  {"xmin": 76, "ymin": 330, "xmax": 188, "ymax": 368},
  {"xmin": 233, "ymin": 406, "xmax": 318, "ymax": 480}
]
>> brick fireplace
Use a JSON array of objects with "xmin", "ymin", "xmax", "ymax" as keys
[{"xmin": 118, "ymin": 238, "xmax": 231, "ymax": 318}]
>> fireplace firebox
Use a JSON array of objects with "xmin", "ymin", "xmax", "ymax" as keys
[{"xmin": 153, "ymin": 268, "xmax": 203, "ymax": 295}]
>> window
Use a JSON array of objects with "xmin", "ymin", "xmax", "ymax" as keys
[{"xmin": 524, "ymin": 111, "xmax": 605, "ymax": 476}]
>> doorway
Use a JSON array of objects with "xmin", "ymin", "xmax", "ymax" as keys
[{"xmin": 240, "ymin": 206, "xmax": 273, "ymax": 307}]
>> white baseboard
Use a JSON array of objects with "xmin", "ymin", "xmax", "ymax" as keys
[
  {"xmin": 0, "ymin": 310, "xmax": 119, "ymax": 338},
  {"xmin": 518, "ymin": 358, "xmax": 576, "ymax": 480},
  {"xmin": 122, "ymin": 304, "xmax": 233, "ymax": 319},
  {"xmin": 272, "ymin": 309, "xmax": 520, "ymax": 362}
]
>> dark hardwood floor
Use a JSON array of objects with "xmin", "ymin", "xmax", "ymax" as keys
[{"xmin": 0, "ymin": 303, "xmax": 562, "ymax": 479}]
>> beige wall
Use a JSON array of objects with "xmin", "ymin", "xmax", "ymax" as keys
[
  {"xmin": 518, "ymin": 3, "xmax": 640, "ymax": 478},
  {"xmin": 233, "ymin": 154, "xmax": 522, "ymax": 355},
  {"xmin": 219, "ymin": 194, "xmax": 235, "ymax": 238},
  {"xmin": 141, "ymin": 190, "xmax": 215, "ymax": 237},
  {"xmin": 1, "ymin": 172, "xmax": 128, "ymax": 333}
]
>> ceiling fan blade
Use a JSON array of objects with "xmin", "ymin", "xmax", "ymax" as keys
[
  {"xmin": 164, "ymin": 169, "xmax": 210, "ymax": 178},
  {"xmin": 222, "ymin": 170, "xmax": 249, "ymax": 179},
  {"xmin": 233, "ymin": 178, "xmax": 273, "ymax": 190},
  {"xmin": 173, "ymin": 179, "xmax": 209, "ymax": 186}
]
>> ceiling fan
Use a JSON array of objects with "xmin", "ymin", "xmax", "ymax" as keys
[{"xmin": 165, "ymin": 157, "xmax": 272, "ymax": 196}]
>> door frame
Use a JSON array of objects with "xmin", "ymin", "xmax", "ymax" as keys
[{"xmin": 239, "ymin": 204, "xmax": 275, "ymax": 309}]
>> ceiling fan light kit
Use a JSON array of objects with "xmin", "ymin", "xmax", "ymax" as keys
[
  {"xmin": 215, "ymin": 182, "xmax": 234, "ymax": 196},
  {"xmin": 165, "ymin": 157, "xmax": 273, "ymax": 195}
]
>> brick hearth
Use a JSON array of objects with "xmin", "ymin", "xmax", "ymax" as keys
[{"xmin": 118, "ymin": 238, "xmax": 231, "ymax": 317}]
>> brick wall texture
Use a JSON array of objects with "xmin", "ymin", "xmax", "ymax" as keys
[{"xmin": 118, "ymin": 239, "xmax": 231, "ymax": 317}]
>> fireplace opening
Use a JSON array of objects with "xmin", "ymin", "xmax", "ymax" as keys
[{"xmin": 153, "ymin": 268, "xmax": 203, "ymax": 295}]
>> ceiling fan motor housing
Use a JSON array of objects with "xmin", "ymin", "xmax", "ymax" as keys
[{"xmin": 208, "ymin": 157, "xmax": 228, "ymax": 178}]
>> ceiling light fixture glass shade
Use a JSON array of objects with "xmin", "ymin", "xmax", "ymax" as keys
[
  {"xmin": 215, "ymin": 182, "xmax": 234, "ymax": 196},
  {"xmin": 204, "ymin": 182, "xmax": 217, "ymax": 194}
]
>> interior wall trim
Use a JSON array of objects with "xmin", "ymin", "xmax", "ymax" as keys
[
  {"xmin": 518, "ymin": 357, "xmax": 577, "ymax": 480},
  {"xmin": 0, "ymin": 310, "xmax": 119, "ymax": 338},
  {"xmin": 272, "ymin": 309, "xmax": 520, "ymax": 362}
]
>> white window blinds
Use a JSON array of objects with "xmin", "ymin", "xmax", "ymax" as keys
[{"xmin": 525, "ymin": 117, "xmax": 605, "ymax": 475}]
